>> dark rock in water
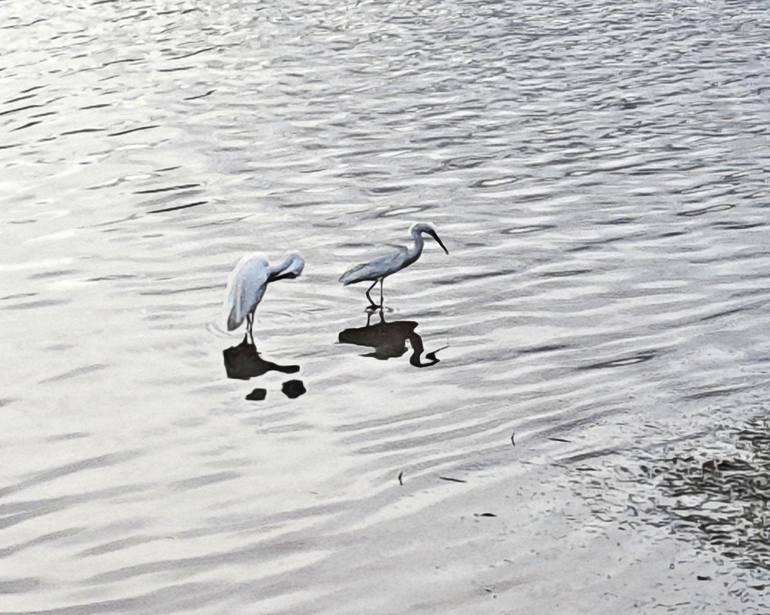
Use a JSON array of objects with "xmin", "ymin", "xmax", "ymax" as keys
[
  {"xmin": 246, "ymin": 388, "xmax": 267, "ymax": 401},
  {"xmin": 282, "ymin": 379, "xmax": 306, "ymax": 399}
]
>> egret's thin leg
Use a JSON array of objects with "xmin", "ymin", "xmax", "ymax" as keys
[
  {"xmin": 379, "ymin": 278, "xmax": 384, "ymax": 307},
  {"xmin": 365, "ymin": 280, "xmax": 378, "ymax": 305},
  {"xmin": 247, "ymin": 313, "xmax": 254, "ymax": 344}
]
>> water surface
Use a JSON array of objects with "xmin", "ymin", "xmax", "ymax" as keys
[{"xmin": 2, "ymin": 0, "xmax": 770, "ymax": 612}]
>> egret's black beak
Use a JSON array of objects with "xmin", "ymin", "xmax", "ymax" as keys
[
  {"xmin": 429, "ymin": 230, "xmax": 449, "ymax": 255},
  {"xmin": 270, "ymin": 271, "xmax": 299, "ymax": 281}
]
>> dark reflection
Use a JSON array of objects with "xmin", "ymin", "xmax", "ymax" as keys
[
  {"xmin": 644, "ymin": 417, "xmax": 770, "ymax": 572},
  {"xmin": 223, "ymin": 335, "xmax": 299, "ymax": 380},
  {"xmin": 338, "ymin": 310, "xmax": 445, "ymax": 367}
]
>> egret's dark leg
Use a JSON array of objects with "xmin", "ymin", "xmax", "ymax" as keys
[
  {"xmin": 365, "ymin": 280, "xmax": 378, "ymax": 306},
  {"xmin": 379, "ymin": 278, "xmax": 384, "ymax": 307},
  {"xmin": 246, "ymin": 313, "xmax": 254, "ymax": 345}
]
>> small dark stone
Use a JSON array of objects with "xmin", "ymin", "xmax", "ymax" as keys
[
  {"xmin": 245, "ymin": 388, "xmax": 267, "ymax": 401},
  {"xmin": 282, "ymin": 379, "xmax": 306, "ymax": 399}
]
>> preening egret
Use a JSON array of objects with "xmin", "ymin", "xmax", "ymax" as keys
[
  {"xmin": 224, "ymin": 252, "xmax": 304, "ymax": 341},
  {"xmin": 339, "ymin": 222, "xmax": 449, "ymax": 305}
]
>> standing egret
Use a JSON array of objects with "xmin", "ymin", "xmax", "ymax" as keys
[
  {"xmin": 339, "ymin": 222, "xmax": 449, "ymax": 306},
  {"xmin": 224, "ymin": 252, "xmax": 305, "ymax": 342}
]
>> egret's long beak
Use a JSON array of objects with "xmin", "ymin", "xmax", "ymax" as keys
[
  {"xmin": 270, "ymin": 271, "xmax": 299, "ymax": 281},
  {"xmin": 429, "ymin": 230, "xmax": 449, "ymax": 255}
]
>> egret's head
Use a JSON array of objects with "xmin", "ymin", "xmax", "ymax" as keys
[
  {"xmin": 270, "ymin": 252, "xmax": 305, "ymax": 281},
  {"xmin": 410, "ymin": 222, "xmax": 449, "ymax": 255}
]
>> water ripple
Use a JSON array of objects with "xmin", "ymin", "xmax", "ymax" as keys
[{"xmin": 2, "ymin": 0, "xmax": 770, "ymax": 612}]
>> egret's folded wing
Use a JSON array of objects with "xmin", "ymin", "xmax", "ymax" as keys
[
  {"xmin": 339, "ymin": 261, "xmax": 370, "ymax": 285},
  {"xmin": 339, "ymin": 247, "xmax": 407, "ymax": 285},
  {"xmin": 225, "ymin": 255, "xmax": 269, "ymax": 330}
]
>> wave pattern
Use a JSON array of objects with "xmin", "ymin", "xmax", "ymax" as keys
[{"xmin": 1, "ymin": 0, "xmax": 770, "ymax": 612}]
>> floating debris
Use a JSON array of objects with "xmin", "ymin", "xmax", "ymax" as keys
[
  {"xmin": 245, "ymin": 388, "xmax": 266, "ymax": 401},
  {"xmin": 282, "ymin": 379, "xmax": 306, "ymax": 399}
]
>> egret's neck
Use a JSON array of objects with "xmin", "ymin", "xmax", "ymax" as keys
[
  {"xmin": 407, "ymin": 229, "xmax": 425, "ymax": 261},
  {"xmin": 269, "ymin": 256, "xmax": 294, "ymax": 279}
]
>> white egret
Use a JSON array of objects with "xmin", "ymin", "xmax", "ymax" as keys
[
  {"xmin": 224, "ymin": 252, "xmax": 304, "ymax": 341},
  {"xmin": 339, "ymin": 222, "xmax": 449, "ymax": 305}
]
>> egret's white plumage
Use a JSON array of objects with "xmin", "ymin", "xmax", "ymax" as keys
[
  {"xmin": 225, "ymin": 252, "xmax": 304, "ymax": 339},
  {"xmin": 340, "ymin": 222, "xmax": 449, "ymax": 305}
]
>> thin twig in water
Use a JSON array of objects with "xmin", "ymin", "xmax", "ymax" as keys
[
  {"xmin": 398, "ymin": 471, "xmax": 403, "ymax": 486},
  {"xmin": 438, "ymin": 476, "xmax": 467, "ymax": 483}
]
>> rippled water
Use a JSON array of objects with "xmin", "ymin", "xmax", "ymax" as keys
[{"xmin": 2, "ymin": 0, "xmax": 770, "ymax": 612}]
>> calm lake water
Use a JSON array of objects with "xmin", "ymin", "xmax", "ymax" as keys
[{"xmin": 2, "ymin": 0, "xmax": 770, "ymax": 612}]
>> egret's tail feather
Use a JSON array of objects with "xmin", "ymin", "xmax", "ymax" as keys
[
  {"xmin": 339, "ymin": 263, "xmax": 368, "ymax": 285},
  {"xmin": 227, "ymin": 307, "xmax": 243, "ymax": 331}
]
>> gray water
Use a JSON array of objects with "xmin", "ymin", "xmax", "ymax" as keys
[{"xmin": 2, "ymin": 0, "xmax": 770, "ymax": 612}]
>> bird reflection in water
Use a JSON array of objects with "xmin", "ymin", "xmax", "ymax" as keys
[
  {"xmin": 338, "ymin": 310, "xmax": 446, "ymax": 367},
  {"xmin": 223, "ymin": 335, "xmax": 299, "ymax": 379},
  {"xmin": 223, "ymin": 335, "xmax": 305, "ymax": 399}
]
